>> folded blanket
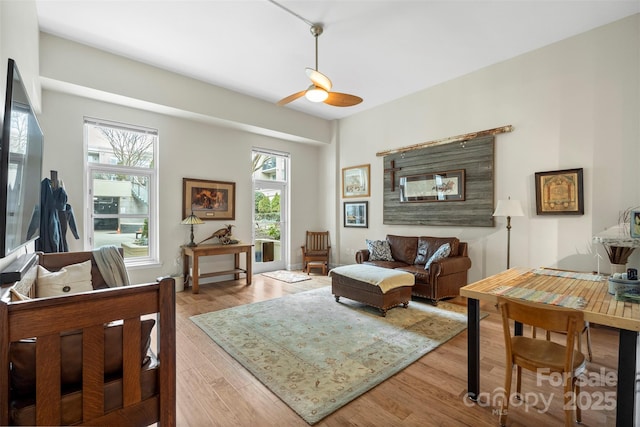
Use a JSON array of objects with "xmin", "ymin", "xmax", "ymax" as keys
[
  {"xmin": 329, "ymin": 264, "xmax": 414, "ymax": 294},
  {"xmin": 93, "ymin": 245, "xmax": 130, "ymax": 287}
]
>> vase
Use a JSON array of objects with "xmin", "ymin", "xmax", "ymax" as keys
[{"xmin": 610, "ymin": 263, "xmax": 627, "ymax": 275}]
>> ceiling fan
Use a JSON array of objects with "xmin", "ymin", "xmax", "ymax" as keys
[{"xmin": 277, "ymin": 24, "xmax": 363, "ymax": 108}]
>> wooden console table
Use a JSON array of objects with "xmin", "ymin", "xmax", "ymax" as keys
[{"xmin": 182, "ymin": 243, "xmax": 253, "ymax": 294}]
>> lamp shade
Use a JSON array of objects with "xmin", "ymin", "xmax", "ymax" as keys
[
  {"xmin": 181, "ymin": 213, "xmax": 204, "ymax": 225},
  {"xmin": 305, "ymin": 86, "xmax": 328, "ymax": 102},
  {"xmin": 493, "ymin": 198, "xmax": 524, "ymax": 217}
]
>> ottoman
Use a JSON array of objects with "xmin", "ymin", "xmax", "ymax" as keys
[{"xmin": 329, "ymin": 264, "xmax": 415, "ymax": 316}]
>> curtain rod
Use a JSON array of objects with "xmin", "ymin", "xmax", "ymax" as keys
[{"xmin": 376, "ymin": 125, "xmax": 513, "ymax": 157}]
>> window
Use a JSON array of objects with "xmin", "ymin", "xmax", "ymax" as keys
[{"xmin": 84, "ymin": 118, "xmax": 158, "ymax": 266}]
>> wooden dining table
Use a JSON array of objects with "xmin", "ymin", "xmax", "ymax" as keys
[{"xmin": 460, "ymin": 268, "xmax": 640, "ymax": 427}]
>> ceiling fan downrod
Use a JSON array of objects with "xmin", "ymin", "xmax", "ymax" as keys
[{"xmin": 310, "ymin": 24, "xmax": 323, "ymax": 71}]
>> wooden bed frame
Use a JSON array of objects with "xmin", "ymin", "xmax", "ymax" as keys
[{"xmin": 0, "ymin": 251, "xmax": 176, "ymax": 426}]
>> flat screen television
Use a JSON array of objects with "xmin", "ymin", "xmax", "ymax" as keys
[{"xmin": 0, "ymin": 58, "xmax": 43, "ymax": 257}]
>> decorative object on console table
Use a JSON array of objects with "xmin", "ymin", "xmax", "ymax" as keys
[
  {"xmin": 593, "ymin": 224, "xmax": 640, "ymax": 274},
  {"xmin": 344, "ymin": 201, "xmax": 368, "ymax": 228},
  {"xmin": 493, "ymin": 197, "xmax": 524, "ymax": 269},
  {"xmin": 181, "ymin": 211, "xmax": 204, "ymax": 247},
  {"xmin": 342, "ymin": 164, "xmax": 370, "ymax": 198},
  {"xmin": 183, "ymin": 177, "xmax": 236, "ymax": 220},
  {"xmin": 534, "ymin": 168, "xmax": 584, "ymax": 215},
  {"xmin": 197, "ymin": 224, "xmax": 236, "ymax": 245}
]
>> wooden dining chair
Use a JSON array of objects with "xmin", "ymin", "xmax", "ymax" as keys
[
  {"xmin": 498, "ymin": 296, "xmax": 587, "ymax": 427},
  {"xmin": 301, "ymin": 231, "xmax": 330, "ymax": 275},
  {"xmin": 533, "ymin": 323, "xmax": 593, "ymax": 362},
  {"xmin": 532, "ymin": 267, "xmax": 593, "ymax": 362}
]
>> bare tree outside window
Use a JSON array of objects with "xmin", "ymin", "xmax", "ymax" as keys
[{"xmin": 98, "ymin": 128, "xmax": 154, "ymax": 168}]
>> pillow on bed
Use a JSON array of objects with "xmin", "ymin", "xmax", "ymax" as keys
[
  {"xmin": 366, "ymin": 239, "xmax": 394, "ymax": 261},
  {"xmin": 36, "ymin": 260, "xmax": 93, "ymax": 297},
  {"xmin": 424, "ymin": 243, "xmax": 451, "ymax": 270},
  {"xmin": 9, "ymin": 318, "xmax": 155, "ymax": 398}
]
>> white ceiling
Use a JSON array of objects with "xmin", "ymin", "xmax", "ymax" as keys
[{"xmin": 35, "ymin": 1, "xmax": 640, "ymax": 121}]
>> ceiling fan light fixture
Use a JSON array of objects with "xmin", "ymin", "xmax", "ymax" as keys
[
  {"xmin": 305, "ymin": 86, "xmax": 328, "ymax": 102},
  {"xmin": 275, "ymin": 18, "xmax": 362, "ymax": 108}
]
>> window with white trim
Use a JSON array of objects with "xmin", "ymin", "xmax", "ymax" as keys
[{"xmin": 84, "ymin": 118, "xmax": 158, "ymax": 266}]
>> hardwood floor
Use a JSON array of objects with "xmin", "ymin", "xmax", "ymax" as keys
[{"xmin": 173, "ymin": 273, "xmax": 619, "ymax": 426}]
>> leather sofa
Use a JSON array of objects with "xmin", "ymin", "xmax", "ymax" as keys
[{"xmin": 355, "ymin": 234, "xmax": 472, "ymax": 304}]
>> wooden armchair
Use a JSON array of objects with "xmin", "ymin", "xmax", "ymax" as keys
[{"xmin": 301, "ymin": 231, "xmax": 330, "ymax": 275}]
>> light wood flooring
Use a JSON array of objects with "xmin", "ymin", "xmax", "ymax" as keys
[{"xmin": 173, "ymin": 273, "xmax": 620, "ymax": 426}]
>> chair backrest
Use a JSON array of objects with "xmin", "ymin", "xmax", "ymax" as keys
[
  {"xmin": 305, "ymin": 231, "xmax": 330, "ymax": 252},
  {"xmin": 498, "ymin": 296, "xmax": 583, "ymax": 369}
]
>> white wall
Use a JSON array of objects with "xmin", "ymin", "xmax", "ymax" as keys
[
  {"xmin": 0, "ymin": 0, "xmax": 40, "ymax": 111},
  {"xmin": 39, "ymin": 33, "xmax": 332, "ymax": 145},
  {"xmin": 39, "ymin": 89, "xmax": 324, "ymax": 283},
  {"xmin": 334, "ymin": 14, "xmax": 640, "ymax": 282}
]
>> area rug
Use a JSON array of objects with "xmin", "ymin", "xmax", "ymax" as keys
[
  {"xmin": 190, "ymin": 287, "xmax": 480, "ymax": 424},
  {"xmin": 261, "ymin": 270, "xmax": 311, "ymax": 283}
]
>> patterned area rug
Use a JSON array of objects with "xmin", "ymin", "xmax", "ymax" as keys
[
  {"xmin": 261, "ymin": 270, "xmax": 311, "ymax": 283},
  {"xmin": 191, "ymin": 287, "xmax": 477, "ymax": 424}
]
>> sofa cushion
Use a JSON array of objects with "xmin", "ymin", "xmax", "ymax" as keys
[
  {"xmin": 363, "ymin": 260, "xmax": 410, "ymax": 270},
  {"xmin": 386, "ymin": 235, "xmax": 418, "ymax": 265},
  {"xmin": 396, "ymin": 265, "xmax": 430, "ymax": 283},
  {"xmin": 36, "ymin": 260, "xmax": 93, "ymax": 298},
  {"xmin": 414, "ymin": 237, "xmax": 460, "ymax": 264},
  {"xmin": 10, "ymin": 318, "xmax": 155, "ymax": 398},
  {"xmin": 366, "ymin": 239, "xmax": 394, "ymax": 261},
  {"xmin": 425, "ymin": 243, "xmax": 451, "ymax": 270}
]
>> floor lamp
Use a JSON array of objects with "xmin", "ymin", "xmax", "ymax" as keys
[{"xmin": 493, "ymin": 197, "xmax": 524, "ymax": 269}]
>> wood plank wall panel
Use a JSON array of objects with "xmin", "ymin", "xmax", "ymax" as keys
[{"xmin": 383, "ymin": 135, "xmax": 495, "ymax": 227}]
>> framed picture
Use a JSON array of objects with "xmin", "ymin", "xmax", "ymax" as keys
[
  {"xmin": 632, "ymin": 211, "xmax": 640, "ymax": 238},
  {"xmin": 535, "ymin": 168, "xmax": 584, "ymax": 215},
  {"xmin": 342, "ymin": 164, "xmax": 370, "ymax": 198},
  {"xmin": 183, "ymin": 178, "xmax": 236, "ymax": 220},
  {"xmin": 344, "ymin": 201, "xmax": 368, "ymax": 228},
  {"xmin": 399, "ymin": 169, "xmax": 465, "ymax": 202}
]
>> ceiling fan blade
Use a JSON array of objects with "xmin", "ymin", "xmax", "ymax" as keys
[
  {"xmin": 323, "ymin": 92, "xmax": 363, "ymax": 107},
  {"xmin": 277, "ymin": 90, "xmax": 306, "ymax": 106},
  {"xmin": 305, "ymin": 68, "xmax": 332, "ymax": 92}
]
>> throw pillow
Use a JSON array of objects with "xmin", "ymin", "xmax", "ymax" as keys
[
  {"xmin": 366, "ymin": 239, "xmax": 394, "ymax": 261},
  {"xmin": 414, "ymin": 240, "xmax": 430, "ymax": 265},
  {"xmin": 424, "ymin": 243, "xmax": 451, "ymax": 270},
  {"xmin": 37, "ymin": 260, "xmax": 93, "ymax": 297},
  {"xmin": 9, "ymin": 318, "xmax": 155, "ymax": 398}
]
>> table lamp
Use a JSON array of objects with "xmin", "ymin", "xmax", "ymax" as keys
[
  {"xmin": 181, "ymin": 212, "xmax": 204, "ymax": 247},
  {"xmin": 493, "ymin": 197, "xmax": 524, "ymax": 269}
]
